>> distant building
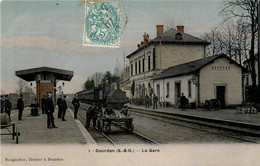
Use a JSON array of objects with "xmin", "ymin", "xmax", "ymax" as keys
[
  {"xmin": 123, "ymin": 25, "xmax": 210, "ymax": 99},
  {"xmin": 153, "ymin": 54, "xmax": 247, "ymax": 107}
]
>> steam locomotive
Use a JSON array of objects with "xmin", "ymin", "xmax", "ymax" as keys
[{"xmin": 76, "ymin": 85, "xmax": 129, "ymax": 109}]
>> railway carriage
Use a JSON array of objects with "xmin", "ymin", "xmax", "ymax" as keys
[{"xmin": 76, "ymin": 85, "xmax": 128, "ymax": 108}]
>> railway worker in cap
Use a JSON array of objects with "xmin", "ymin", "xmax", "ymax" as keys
[
  {"xmin": 17, "ymin": 94, "xmax": 24, "ymax": 121},
  {"xmin": 85, "ymin": 105, "xmax": 93, "ymax": 129},
  {"xmin": 61, "ymin": 95, "xmax": 68, "ymax": 121},
  {"xmin": 41, "ymin": 95, "xmax": 47, "ymax": 114},
  {"xmin": 72, "ymin": 94, "xmax": 80, "ymax": 119},
  {"xmin": 46, "ymin": 93, "xmax": 57, "ymax": 129},
  {"xmin": 90, "ymin": 103, "xmax": 102, "ymax": 128},
  {"xmin": 104, "ymin": 105, "xmax": 115, "ymax": 131},
  {"xmin": 61, "ymin": 95, "xmax": 67, "ymax": 121},
  {"xmin": 152, "ymin": 94, "xmax": 158, "ymax": 109},
  {"xmin": 5, "ymin": 95, "xmax": 12, "ymax": 118},
  {"xmin": 145, "ymin": 94, "xmax": 150, "ymax": 108},
  {"xmin": 57, "ymin": 95, "xmax": 63, "ymax": 119},
  {"xmin": 120, "ymin": 105, "xmax": 130, "ymax": 117},
  {"xmin": 180, "ymin": 93, "xmax": 187, "ymax": 111}
]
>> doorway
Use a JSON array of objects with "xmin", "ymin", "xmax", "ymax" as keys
[
  {"xmin": 175, "ymin": 82, "xmax": 181, "ymax": 103},
  {"xmin": 216, "ymin": 86, "xmax": 226, "ymax": 107}
]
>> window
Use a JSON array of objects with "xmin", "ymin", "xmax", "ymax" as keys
[
  {"xmin": 188, "ymin": 80, "xmax": 191, "ymax": 97},
  {"xmin": 135, "ymin": 62, "xmax": 137, "ymax": 75},
  {"xmin": 156, "ymin": 84, "xmax": 160, "ymax": 99},
  {"xmin": 130, "ymin": 63, "xmax": 133, "ymax": 76},
  {"xmin": 166, "ymin": 83, "xmax": 170, "ymax": 98},
  {"xmin": 139, "ymin": 60, "xmax": 141, "ymax": 74},
  {"xmin": 142, "ymin": 58, "xmax": 145, "ymax": 72},
  {"xmin": 148, "ymin": 56, "xmax": 151, "ymax": 71}
]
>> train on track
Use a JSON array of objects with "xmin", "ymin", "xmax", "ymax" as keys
[{"xmin": 76, "ymin": 85, "xmax": 129, "ymax": 109}]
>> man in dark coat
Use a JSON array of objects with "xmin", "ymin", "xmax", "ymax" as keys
[
  {"xmin": 41, "ymin": 95, "xmax": 47, "ymax": 114},
  {"xmin": 5, "ymin": 95, "xmax": 12, "ymax": 118},
  {"xmin": 57, "ymin": 95, "xmax": 62, "ymax": 119},
  {"xmin": 46, "ymin": 93, "xmax": 57, "ymax": 129},
  {"xmin": 145, "ymin": 94, "xmax": 150, "ymax": 108},
  {"xmin": 72, "ymin": 94, "xmax": 80, "ymax": 119},
  {"xmin": 104, "ymin": 105, "xmax": 115, "ymax": 131},
  {"xmin": 61, "ymin": 95, "xmax": 67, "ymax": 121},
  {"xmin": 120, "ymin": 105, "xmax": 130, "ymax": 116},
  {"xmin": 17, "ymin": 95, "xmax": 24, "ymax": 120},
  {"xmin": 89, "ymin": 103, "xmax": 102, "ymax": 128},
  {"xmin": 152, "ymin": 94, "xmax": 158, "ymax": 109},
  {"xmin": 180, "ymin": 93, "xmax": 187, "ymax": 111},
  {"xmin": 85, "ymin": 105, "xmax": 93, "ymax": 129}
]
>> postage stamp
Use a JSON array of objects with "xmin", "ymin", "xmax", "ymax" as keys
[{"xmin": 83, "ymin": 1, "xmax": 121, "ymax": 48}]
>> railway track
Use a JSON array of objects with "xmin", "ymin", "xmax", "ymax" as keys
[
  {"xmin": 130, "ymin": 108, "xmax": 260, "ymax": 143},
  {"xmin": 75, "ymin": 106, "xmax": 160, "ymax": 145}
]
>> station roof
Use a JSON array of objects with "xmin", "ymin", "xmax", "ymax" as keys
[
  {"xmin": 153, "ymin": 54, "xmax": 248, "ymax": 80},
  {"xmin": 15, "ymin": 67, "xmax": 74, "ymax": 81},
  {"xmin": 127, "ymin": 28, "xmax": 210, "ymax": 59}
]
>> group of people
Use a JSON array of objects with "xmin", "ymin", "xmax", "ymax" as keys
[
  {"xmin": 1, "ymin": 95, "xmax": 13, "ymax": 118},
  {"xmin": 85, "ymin": 103, "xmax": 130, "ymax": 131},
  {"xmin": 144, "ymin": 94, "xmax": 159, "ymax": 109},
  {"xmin": 1, "ymin": 95, "xmax": 24, "ymax": 121},
  {"xmin": 144, "ymin": 93, "xmax": 187, "ymax": 111}
]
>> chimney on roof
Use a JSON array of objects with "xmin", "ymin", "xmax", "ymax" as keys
[
  {"xmin": 156, "ymin": 25, "xmax": 164, "ymax": 37},
  {"xmin": 143, "ymin": 33, "xmax": 149, "ymax": 45},
  {"xmin": 177, "ymin": 25, "xmax": 184, "ymax": 32}
]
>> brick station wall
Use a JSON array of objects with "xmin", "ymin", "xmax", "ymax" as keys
[{"xmin": 36, "ymin": 81, "xmax": 54, "ymax": 105}]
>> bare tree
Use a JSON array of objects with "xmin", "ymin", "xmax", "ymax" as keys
[
  {"xmin": 17, "ymin": 79, "xmax": 27, "ymax": 94},
  {"xmin": 203, "ymin": 18, "xmax": 250, "ymax": 65},
  {"xmin": 114, "ymin": 59, "xmax": 123, "ymax": 78},
  {"xmin": 221, "ymin": 0, "xmax": 258, "ymax": 87},
  {"xmin": 91, "ymin": 72, "xmax": 104, "ymax": 87}
]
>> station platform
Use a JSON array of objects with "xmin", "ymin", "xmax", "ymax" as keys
[
  {"xmin": 1, "ymin": 107, "xmax": 96, "ymax": 145},
  {"xmin": 128, "ymin": 104, "xmax": 260, "ymax": 126}
]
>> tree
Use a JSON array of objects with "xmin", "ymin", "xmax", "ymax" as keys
[
  {"xmin": 104, "ymin": 71, "xmax": 116, "ymax": 85},
  {"xmin": 91, "ymin": 72, "xmax": 103, "ymax": 87},
  {"xmin": 83, "ymin": 78, "xmax": 95, "ymax": 90},
  {"xmin": 17, "ymin": 79, "xmax": 27, "ymax": 94},
  {"xmin": 221, "ymin": 0, "xmax": 258, "ymax": 87}
]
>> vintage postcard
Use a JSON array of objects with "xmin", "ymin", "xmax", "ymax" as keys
[{"xmin": 1, "ymin": 0, "xmax": 260, "ymax": 165}]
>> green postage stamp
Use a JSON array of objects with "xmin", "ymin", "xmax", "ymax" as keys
[{"xmin": 83, "ymin": 1, "xmax": 121, "ymax": 48}]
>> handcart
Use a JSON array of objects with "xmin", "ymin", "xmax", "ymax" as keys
[
  {"xmin": 97, "ymin": 116, "xmax": 134, "ymax": 132},
  {"xmin": 1, "ymin": 114, "xmax": 20, "ymax": 144}
]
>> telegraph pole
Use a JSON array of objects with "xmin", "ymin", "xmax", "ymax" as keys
[{"xmin": 258, "ymin": 0, "xmax": 260, "ymax": 85}]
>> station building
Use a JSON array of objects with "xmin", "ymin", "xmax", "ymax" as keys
[
  {"xmin": 122, "ymin": 25, "xmax": 210, "ymax": 99},
  {"xmin": 152, "ymin": 54, "xmax": 247, "ymax": 107}
]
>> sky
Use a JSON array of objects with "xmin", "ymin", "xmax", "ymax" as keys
[{"xmin": 0, "ymin": 0, "xmax": 223, "ymax": 94}]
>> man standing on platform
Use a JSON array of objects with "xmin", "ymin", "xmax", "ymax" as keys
[
  {"xmin": 46, "ymin": 93, "xmax": 57, "ymax": 129},
  {"xmin": 5, "ymin": 95, "xmax": 12, "ymax": 118},
  {"xmin": 180, "ymin": 93, "xmax": 187, "ymax": 111},
  {"xmin": 61, "ymin": 95, "xmax": 67, "ymax": 121},
  {"xmin": 57, "ymin": 95, "xmax": 62, "ymax": 119},
  {"xmin": 72, "ymin": 94, "xmax": 80, "ymax": 119},
  {"xmin": 153, "ymin": 94, "xmax": 158, "ymax": 109},
  {"xmin": 41, "ymin": 95, "xmax": 46, "ymax": 114},
  {"xmin": 17, "ymin": 95, "xmax": 24, "ymax": 121},
  {"xmin": 145, "ymin": 94, "xmax": 150, "ymax": 108}
]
